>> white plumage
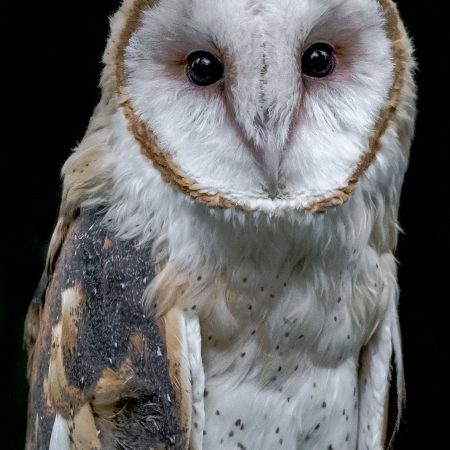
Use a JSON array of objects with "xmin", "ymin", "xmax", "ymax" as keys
[{"xmin": 26, "ymin": 0, "xmax": 416, "ymax": 449}]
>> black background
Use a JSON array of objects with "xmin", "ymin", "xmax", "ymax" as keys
[{"xmin": 2, "ymin": 1, "xmax": 448, "ymax": 448}]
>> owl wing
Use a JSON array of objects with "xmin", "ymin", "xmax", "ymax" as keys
[
  {"xmin": 24, "ymin": 208, "xmax": 184, "ymax": 450},
  {"xmin": 357, "ymin": 258, "xmax": 403, "ymax": 450}
]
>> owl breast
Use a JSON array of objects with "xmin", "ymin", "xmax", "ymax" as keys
[
  {"xmin": 201, "ymin": 345, "xmax": 359, "ymax": 450},
  {"xmin": 187, "ymin": 248, "xmax": 388, "ymax": 450}
]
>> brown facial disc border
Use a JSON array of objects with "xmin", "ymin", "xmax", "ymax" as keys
[{"xmin": 116, "ymin": 0, "xmax": 407, "ymax": 213}]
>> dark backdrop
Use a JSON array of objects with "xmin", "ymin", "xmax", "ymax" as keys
[{"xmin": 2, "ymin": 1, "xmax": 447, "ymax": 448}]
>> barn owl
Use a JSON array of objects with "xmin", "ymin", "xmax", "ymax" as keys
[{"xmin": 25, "ymin": 0, "xmax": 416, "ymax": 449}]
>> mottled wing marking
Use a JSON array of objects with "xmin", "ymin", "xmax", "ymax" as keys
[
  {"xmin": 26, "ymin": 209, "xmax": 183, "ymax": 449},
  {"xmin": 24, "ymin": 216, "xmax": 73, "ymax": 382},
  {"xmin": 25, "ymin": 214, "xmax": 80, "ymax": 449},
  {"xmin": 25, "ymin": 131, "xmax": 107, "ymax": 387},
  {"xmin": 24, "ymin": 272, "xmax": 48, "ymax": 382}
]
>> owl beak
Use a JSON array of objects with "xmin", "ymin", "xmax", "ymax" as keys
[
  {"xmin": 227, "ymin": 65, "xmax": 297, "ymax": 200},
  {"xmin": 261, "ymin": 148, "xmax": 282, "ymax": 200},
  {"xmin": 250, "ymin": 119, "xmax": 286, "ymax": 199}
]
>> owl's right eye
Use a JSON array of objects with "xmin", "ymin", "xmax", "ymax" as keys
[{"xmin": 186, "ymin": 51, "xmax": 224, "ymax": 86}]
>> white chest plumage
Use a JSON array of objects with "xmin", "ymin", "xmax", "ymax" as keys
[
  {"xmin": 200, "ymin": 308, "xmax": 361, "ymax": 450},
  {"xmin": 203, "ymin": 358, "xmax": 358, "ymax": 450},
  {"xmin": 165, "ymin": 245, "xmax": 395, "ymax": 450}
]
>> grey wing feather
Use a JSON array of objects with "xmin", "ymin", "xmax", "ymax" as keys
[{"xmin": 25, "ymin": 208, "xmax": 182, "ymax": 450}]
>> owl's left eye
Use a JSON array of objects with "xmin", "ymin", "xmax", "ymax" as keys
[
  {"xmin": 186, "ymin": 51, "xmax": 224, "ymax": 86},
  {"xmin": 301, "ymin": 43, "xmax": 335, "ymax": 78}
]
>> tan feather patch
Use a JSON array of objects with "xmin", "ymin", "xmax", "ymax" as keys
[
  {"xmin": 47, "ymin": 286, "xmax": 86, "ymax": 418},
  {"xmin": 61, "ymin": 127, "xmax": 111, "ymax": 220},
  {"xmin": 47, "ymin": 322, "xmax": 85, "ymax": 418},
  {"xmin": 158, "ymin": 308, "xmax": 193, "ymax": 448},
  {"xmin": 92, "ymin": 360, "xmax": 135, "ymax": 419},
  {"xmin": 60, "ymin": 285, "xmax": 83, "ymax": 353},
  {"xmin": 147, "ymin": 262, "xmax": 190, "ymax": 318},
  {"xmin": 129, "ymin": 330, "xmax": 150, "ymax": 360},
  {"xmin": 70, "ymin": 403, "xmax": 101, "ymax": 450}
]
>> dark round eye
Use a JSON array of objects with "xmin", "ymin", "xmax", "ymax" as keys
[
  {"xmin": 186, "ymin": 51, "xmax": 224, "ymax": 86},
  {"xmin": 301, "ymin": 43, "xmax": 335, "ymax": 78}
]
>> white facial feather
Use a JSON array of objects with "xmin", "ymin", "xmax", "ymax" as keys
[
  {"xmin": 124, "ymin": 0, "xmax": 394, "ymax": 210},
  {"xmin": 62, "ymin": 0, "xmax": 416, "ymax": 449}
]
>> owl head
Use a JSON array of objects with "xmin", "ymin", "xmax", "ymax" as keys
[{"xmin": 88, "ymin": 0, "xmax": 414, "ymax": 218}]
